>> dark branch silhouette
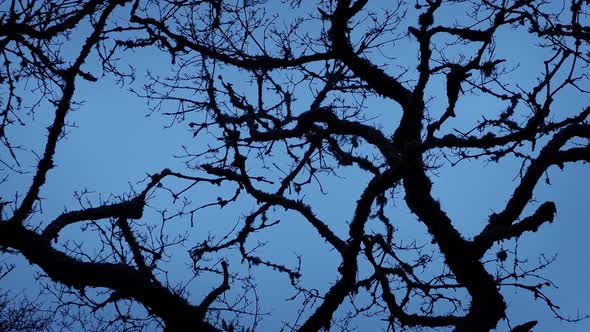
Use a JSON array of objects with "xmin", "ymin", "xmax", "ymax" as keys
[{"xmin": 1, "ymin": 0, "xmax": 589, "ymax": 331}]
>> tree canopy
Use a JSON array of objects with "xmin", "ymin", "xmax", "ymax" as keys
[{"xmin": 0, "ymin": 0, "xmax": 589, "ymax": 331}]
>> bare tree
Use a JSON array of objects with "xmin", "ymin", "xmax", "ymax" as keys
[
  {"xmin": 1, "ymin": 0, "xmax": 589, "ymax": 331},
  {"xmin": 0, "ymin": 290, "xmax": 53, "ymax": 332}
]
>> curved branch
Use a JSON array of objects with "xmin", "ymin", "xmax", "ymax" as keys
[
  {"xmin": 128, "ymin": 16, "xmax": 333, "ymax": 70},
  {"xmin": 472, "ymin": 201, "xmax": 557, "ymax": 258},
  {"xmin": 480, "ymin": 124, "xmax": 590, "ymax": 233},
  {"xmin": 0, "ymin": 222, "xmax": 219, "ymax": 331},
  {"xmin": 9, "ymin": 0, "xmax": 125, "ymax": 224},
  {"xmin": 403, "ymin": 165, "xmax": 506, "ymax": 332},
  {"xmin": 42, "ymin": 198, "xmax": 145, "ymax": 241},
  {"xmin": 328, "ymin": 0, "xmax": 412, "ymax": 107}
]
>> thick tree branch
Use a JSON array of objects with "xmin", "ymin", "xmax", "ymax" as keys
[
  {"xmin": 472, "ymin": 201, "xmax": 557, "ymax": 257},
  {"xmin": 0, "ymin": 222, "xmax": 219, "ymax": 331},
  {"xmin": 480, "ymin": 124, "xmax": 590, "ymax": 235},
  {"xmin": 42, "ymin": 198, "xmax": 145, "ymax": 241},
  {"xmin": 403, "ymin": 165, "xmax": 506, "ymax": 332},
  {"xmin": 328, "ymin": 0, "xmax": 412, "ymax": 107}
]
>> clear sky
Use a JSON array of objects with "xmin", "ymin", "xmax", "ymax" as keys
[{"xmin": 1, "ymin": 1, "xmax": 589, "ymax": 331}]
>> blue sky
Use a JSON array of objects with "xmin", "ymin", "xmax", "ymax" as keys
[{"xmin": 1, "ymin": 1, "xmax": 589, "ymax": 331}]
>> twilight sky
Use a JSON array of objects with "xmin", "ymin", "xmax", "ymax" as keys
[{"xmin": 1, "ymin": 1, "xmax": 589, "ymax": 331}]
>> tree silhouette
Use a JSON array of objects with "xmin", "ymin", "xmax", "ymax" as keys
[{"xmin": 1, "ymin": 0, "xmax": 589, "ymax": 331}]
